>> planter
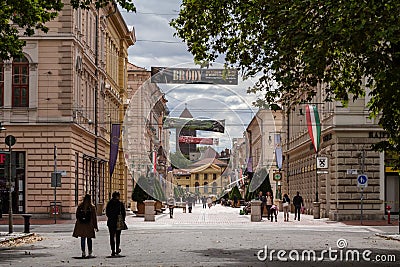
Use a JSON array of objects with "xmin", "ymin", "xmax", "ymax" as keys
[{"xmin": 136, "ymin": 202, "xmax": 145, "ymax": 216}]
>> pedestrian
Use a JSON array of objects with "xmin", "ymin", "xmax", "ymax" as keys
[
  {"xmin": 106, "ymin": 191, "xmax": 126, "ymax": 257},
  {"xmin": 207, "ymin": 196, "xmax": 212, "ymax": 208},
  {"xmin": 167, "ymin": 194, "xmax": 176, "ymax": 218},
  {"xmin": 293, "ymin": 191, "xmax": 304, "ymax": 221},
  {"xmin": 265, "ymin": 191, "xmax": 273, "ymax": 220},
  {"xmin": 72, "ymin": 194, "xmax": 99, "ymax": 258},
  {"xmin": 269, "ymin": 204, "xmax": 278, "ymax": 222},
  {"xmin": 258, "ymin": 191, "xmax": 266, "ymax": 217},
  {"xmin": 202, "ymin": 196, "xmax": 207, "ymax": 209},
  {"xmin": 282, "ymin": 193, "xmax": 290, "ymax": 222},
  {"xmin": 233, "ymin": 195, "xmax": 238, "ymax": 208},
  {"xmin": 187, "ymin": 195, "xmax": 193, "ymax": 213}
]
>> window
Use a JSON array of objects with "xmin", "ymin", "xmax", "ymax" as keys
[
  {"xmin": 212, "ymin": 182, "xmax": 217, "ymax": 194},
  {"xmin": 204, "ymin": 182, "xmax": 208, "ymax": 193},
  {"xmin": 204, "ymin": 173, "xmax": 208, "ymax": 180},
  {"xmin": 195, "ymin": 174, "xmax": 199, "ymax": 180},
  {"xmin": 12, "ymin": 57, "xmax": 29, "ymax": 107},
  {"xmin": 0, "ymin": 62, "xmax": 3, "ymax": 106},
  {"xmin": 213, "ymin": 173, "xmax": 217, "ymax": 180}
]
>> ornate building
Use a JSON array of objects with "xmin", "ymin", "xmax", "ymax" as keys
[{"xmin": 0, "ymin": 2, "xmax": 134, "ymax": 218}]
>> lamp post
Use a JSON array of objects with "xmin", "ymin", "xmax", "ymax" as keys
[{"xmin": 5, "ymin": 134, "xmax": 16, "ymax": 234}]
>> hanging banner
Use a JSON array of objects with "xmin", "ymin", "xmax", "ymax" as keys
[
  {"xmin": 151, "ymin": 67, "xmax": 238, "ymax": 85},
  {"xmin": 163, "ymin": 117, "xmax": 225, "ymax": 133},
  {"xmin": 274, "ymin": 133, "xmax": 283, "ymax": 169},
  {"xmin": 305, "ymin": 104, "xmax": 321, "ymax": 153},
  {"xmin": 178, "ymin": 136, "xmax": 219, "ymax": 145},
  {"xmin": 109, "ymin": 124, "xmax": 121, "ymax": 178},
  {"xmin": 152, "ymin": 150, "xmax": 157, "ymax": 173}
]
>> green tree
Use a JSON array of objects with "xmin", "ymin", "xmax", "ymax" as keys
[
  {"xmin": 171, "ymin": 1, "xmax": 400, "ymax": 168},
  {"xmin": 229, "ymin": 186, "xmax": 242, "ymax": 200},
  {"xmin": 0, "ymin": 0, "xmax": 135, "ymax": 60}
]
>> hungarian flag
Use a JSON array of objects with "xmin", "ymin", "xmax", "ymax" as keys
[{"xmin": 305, "ymin": 105, "xmax": 321, "ymax": 153}]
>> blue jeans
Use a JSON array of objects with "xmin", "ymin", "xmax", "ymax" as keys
[{"xmin": 81, "ymin": 237, "xmax": 92, "ymax": 252}]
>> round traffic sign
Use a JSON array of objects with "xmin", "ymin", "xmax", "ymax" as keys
[
  {"xmin": 5, "ymin": 135, "xmax": 16, "ymax": 146},
  {"xmin": 357, "ymin": 174, "xmax": 368, "ymax": 187}
]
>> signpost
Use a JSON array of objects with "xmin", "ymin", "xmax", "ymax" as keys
[{"xmin": 357, "ymin": 174, "xmax": 368, "ymax": 225}]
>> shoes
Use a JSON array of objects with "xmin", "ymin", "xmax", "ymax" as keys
[
  {"xmin": 81, "ymin": 251, "xmax": 86, "ymax": 258},
  {"xmin": 111, "ymin": 251, "xmax": 116, "ymax": 257},
  {"xmin": 88, "ymin": 251, "xmax": 93, "ymax": 257},
  {"xmin": 116, "ymin": 248, "xmax": 121, "ymax": 255}
]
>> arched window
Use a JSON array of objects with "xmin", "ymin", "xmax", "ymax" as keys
[
  {"xmin": 212, "ymin": 182, "xmax": 217, "ymax": 194},
  {"xmin": 0, "ymin": 62, "xmax": 3, "ymax": 106},
  {"xmin": 12, "ymin": 56, "xmax": 29, "ymax": 107}
]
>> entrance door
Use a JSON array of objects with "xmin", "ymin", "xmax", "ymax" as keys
[
  {"xmin": 0, "ymin": 151, "xmax": 25, "ymax": 214},
  {"xmin": 385, "ymin": 174, "xmax": 399, "ymax": 215}
]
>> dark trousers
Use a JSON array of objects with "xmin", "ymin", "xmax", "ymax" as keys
[
  {"xmin": 188, "ymin": 206, "xmax": 192, "ymax": 213},
  {"xmin": 202, "ymin": 203, "xmax": 206, "ymax": 208},
  {"xmin": 108, "ymin": 227, "xmax": 122, "ymax": 253},
  {"xmin": 270, "ymin": 208, "xmax": 277, "ymax": 221},
  {"xmin": 169, "ymin": 206, "xmax": 174, "ymax": 218},
  {"xmin": 260, "ymin": 204, "xmax": 265, "ymax": 216},
  {"xmin": 266, "ymin": 205, "xmax": 272, "ymax": 219},
  {"xmin": 294, "ymin": 205, "xmax": 301, "ymax": 220}
]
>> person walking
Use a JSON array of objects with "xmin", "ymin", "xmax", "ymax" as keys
[
  {"xmin": 265, "ymin": 191, "xmax": 273, "ymax": 220},
  {"xmin": 282, "ymin": 193, "xmax": 290, "ymax": 222},
  {"xmin": 187, "ymin": 195, "xmax": 193, "ymax": 213},
  {"xmin": 202, "ymin": 196, "xmax": 207, "ymax": 209},
  {"xmin": 106, "ymin": 191, "xmax": 126, "ymax": 257},
  {"xmin": 167, "ymin": 195, "xmax": 176, "ymax": 218},
  {"xmin": 258, "ymin": 191, "xmax": 266, "ymax": 217},
  {"xmin": 293, "ymin": 191, "xmax": 304, "ymax": 221},
  {"xmin": 72, "ymin": 194, "xmax": 99, "ymax": 258}
]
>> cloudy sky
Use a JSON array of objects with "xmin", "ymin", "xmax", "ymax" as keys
[{"xmin": 121, "ymin": 1, "xmax": 261, "ymax": 151}]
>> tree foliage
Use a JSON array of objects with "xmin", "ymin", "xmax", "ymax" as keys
[
  {"xmin": 171, "ymin": 1, "xmax": 400, "ymax": 168},
  {"xmin": 0, "ymin": 0, "xmax": 135, "ymax": 60}
]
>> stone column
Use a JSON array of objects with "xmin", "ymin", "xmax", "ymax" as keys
[
  {"xmin": 251, "ymin": 200, "xmax": 262, "ymax": 222},
  {"xmin": 313, "ymin": 202, "xmax": 321, "ymax": 219},
  {"xmin": 144, "ymin": 200, "xmax": 156, "ymax": 221}
]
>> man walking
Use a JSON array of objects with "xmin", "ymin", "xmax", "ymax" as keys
[
  {"xmin": 167, "ymin": 195, "xmax": 176, "ymax": 218},
  {"xmin": 293, "ymin": 191, "xmax": 304, "ymax": 221}
]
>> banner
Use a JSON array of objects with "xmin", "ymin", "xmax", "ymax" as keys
[
  {"xmin": 178, "ymin": 136, "xmax": 219, "ymax": 145},
  {"xmin": 274, "ymin": 133, "xmax": 283, "ymax": 169},
  {"xmin": 305, "ymin": 105, "xmax": 321, "ymax": 153},
  {"xmin": 151, "ymin": 67, "xmax": 238, "ymax": 85},
  {"xmin": 109, "ymin": 124, "xmax": 121, "ymax": 178},
  {"xmin": 163, "ymin": 117, "xmax": 225, "ymax": 133}
]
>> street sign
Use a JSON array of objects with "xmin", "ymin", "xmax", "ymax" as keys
[
  {"xmin": 347, "ymin": 169, "xmax": 359, "ymax": 175},
  {"xmin": 51, "ymin": 172, "xmax": 62, "ymax": 187},
  {"xmin": 317, "ymin": 170, "xmax": 329, "ymax": 174},
  {"xmin": 273, "ymin": 172, "xmax": 282, "ymax": 181},
  {"xmin": 357, "ymin": 174, "xmax": 368, "ymax": 188},
  {"xmin": 317, "ymin": 156, "xmax": 328, "ymax": 169}
]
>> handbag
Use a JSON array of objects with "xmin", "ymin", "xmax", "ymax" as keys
[{"xmin": 116, "ymin": 204, "xmax": 128, "ymax": 231}]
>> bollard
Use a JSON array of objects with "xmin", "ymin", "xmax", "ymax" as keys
[
  {"xmin": 386, "ymin": 206, "xmax": 391, "ymax": 224},
  {"xmin": 22, "ymin": 214, "xmax": 32, "ymax": 233}
]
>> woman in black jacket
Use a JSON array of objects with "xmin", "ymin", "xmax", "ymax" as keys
[{"xmin": 106, "ymin": 191, "xmax": 126, "ymax": 256}]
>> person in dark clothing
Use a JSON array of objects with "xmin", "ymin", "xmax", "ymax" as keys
[
  {"xmin": 292, "ymin": 191, "xmax": 304, "ymax": 221},
  {"xmin": 258, "ymin": 191, "xmax": 266, "ymax": 217},
  {"xmin": 202, "ymin": 196, "xmax": 207, "ymax": 209},
  {"xmin": 106, "ymin": 191, "xmax": 126, "ymax": 257}
]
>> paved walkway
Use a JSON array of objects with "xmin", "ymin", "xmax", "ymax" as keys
[{"xmin": 1, "ymin": 203, "xmax": 399, "ymax": 242}]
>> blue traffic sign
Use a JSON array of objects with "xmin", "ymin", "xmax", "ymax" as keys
[{"xmin": 357, "ymin": 174, "xmax": 368, "ymax": 187}]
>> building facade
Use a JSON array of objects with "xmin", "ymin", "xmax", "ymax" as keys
[
  {"xmin": 281, "ymin": 83, "xmax": 396, "ymax": 220},
  {"xmin": 0, "ymin": 2, "xmax": 134, "ymax": 218}
]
